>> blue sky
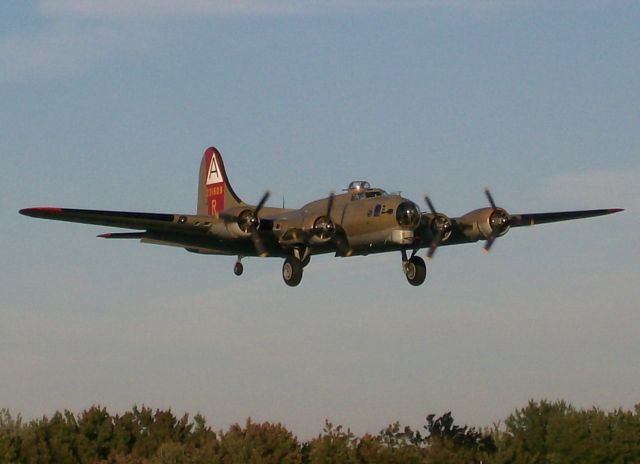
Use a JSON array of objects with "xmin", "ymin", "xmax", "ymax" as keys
[{"xmin": 1, "ymin": 1, "xmax": 639, "ymax": 438}]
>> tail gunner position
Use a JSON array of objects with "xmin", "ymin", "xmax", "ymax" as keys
[{"xmin": 21, "ymin": 146, "xmax": 623, "ymax": 287}]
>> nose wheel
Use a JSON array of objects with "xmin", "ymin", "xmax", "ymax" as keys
[
  {"xmin": 402, "ymin": 251, "xmax": 427, "ymax": 286},
  {"xmin": 282, "ymin": 256, "xmax": 303, "ymax": 287}
]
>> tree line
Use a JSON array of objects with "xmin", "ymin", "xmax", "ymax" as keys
[{"xmin": 1, "ymin": 400, "xmax": 639, "ymax": 463}]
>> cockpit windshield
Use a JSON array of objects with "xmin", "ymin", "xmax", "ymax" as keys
[
  {"xmin": 346, "ymin": 181, "xmax": 387, "ymax": 201},
  {"xmin": 348, "ymin": 181, "xmax": 370, "ymax": 191}
]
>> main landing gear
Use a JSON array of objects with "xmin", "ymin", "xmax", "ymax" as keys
[
  {"xmin": 233, "ymin": 252, "xmax": 309, "ymax": 287},
  {"xmin": 282, "ymin": 256, "xmax": 303, "ymax": 287},
  {"xmin": 282, "ymin": 248, "xmax": 310, "ymax": 287},
  {"xmin": 401, "ymin": 249, "xmax": 427, "ymax": 286},
  {"xmin": 235, "ymin": 250, "xmax": 427, "ymax": 287}
]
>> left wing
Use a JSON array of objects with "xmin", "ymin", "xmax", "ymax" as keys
[
  {"xmin": 420, "ymin": 206, "xmax": 623, "ymax": 257},
  {"xmin": 508, "ymin": 208, "xmax": 624, "ymax": 227}
]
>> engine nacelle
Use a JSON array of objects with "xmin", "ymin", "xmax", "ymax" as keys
[
  {"xmin": 429, "ymin": 213, "xmax": 453, "ymax": 242},
  {"xmin": 308, "ymin": 215, "xmax": 335, "ymax": 244},
  {"xmin": 215, "ymin": 208, "xmax": 256, "ymax": 239},
  {"xmin": 458, "ymin": 207, "xmax": 511, "ymax": 241}
]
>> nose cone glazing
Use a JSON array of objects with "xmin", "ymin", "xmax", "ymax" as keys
[{"xmin": 396, "ymin": 201, "xmax": 421, "ymax": 228}]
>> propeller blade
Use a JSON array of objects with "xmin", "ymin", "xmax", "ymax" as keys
[
  {"xmin": 423, "ymin": 196, "xmax": 451, "ymax": 259},
  {"xmin": 482, "ymin": 189, "xmax": 506, "ymax": 254},
  {"xmin": 326, "ymin": 191, "xmax": 335, "ymax": 218},
  {"xmin": 255, "ymin": 190, "xmax": 271, "ymax": 215},
  {"xmin": 484, "ymin": 188, "xmax": 497, "ymax": 210},
  {"xmin": 424, "ymin": 195, "xmax": 437, "ymax": 215},
  {"xmin": 427, "ymin": 231, "xmax": 442, "ymax": 260},
  {"xmin": 483, "ymin": 235, "xmax": 496, "ymax": 254},
  {"xmin": 424, "ymin": 195, "xmax": 438, "ymax": 259},
  {"xmin": 251, "ymin": 229, "xmax": 268, "ymax": 257},
  {"xmin": 334, "ymin": 232, "xmax": 352, "ymax": 257}
]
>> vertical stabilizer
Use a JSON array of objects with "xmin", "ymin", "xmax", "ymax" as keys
[{"xmin": 198, "ymin": 147, "xmax": 245, "ymax": 216}]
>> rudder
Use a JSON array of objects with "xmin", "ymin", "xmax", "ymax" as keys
[{"xmin": 197, "ymin": 147, "xmax": 244, "ymax": 216}]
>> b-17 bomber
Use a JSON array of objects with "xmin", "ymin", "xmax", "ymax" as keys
[{"xmin": 21, "ymin": 147, "xmax": 623, "ymax": 287}]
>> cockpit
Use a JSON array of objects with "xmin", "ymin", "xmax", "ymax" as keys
[{"xmin": 345, "ymin": 180, "xmax": 387, "ymax": 201}]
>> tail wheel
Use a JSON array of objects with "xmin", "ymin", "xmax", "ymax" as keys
[
  {"xmin": 233, "ymin": 262, "xmax": 244, "ymax": 276},
  {"xmin": 404, "ymin": 256, "xmax": 427, "ymax": 286},
  {"xmin": 282, "ymin": 256, "xmax": 303, "ymax": 287}
]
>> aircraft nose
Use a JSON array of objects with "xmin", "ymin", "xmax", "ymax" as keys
[{"xmin": 396, "ymin": 201, "xmax": 421, "ymax": 228}]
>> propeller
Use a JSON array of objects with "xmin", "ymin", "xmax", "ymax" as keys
[
  {"xmin": 424, "ymin": 195, "xmax": 452, "ymax": 259},
  {"xmin": 250, "ymin": 190, "xmax": 270, "ymax": 257},
  {"xmin": 312, "ymin": 192, "xmax": 336, "ymax": 240},
  {"xmin": 483, "ymin": 188, "xmax": 511, "ymax": 254},
  {"xmin": 221, "ymin": 190, "xmax": 271, "ymax": 257},
  {"xmin": 311, "ymin": 191, "xmax": 352, "ymax": 256}
]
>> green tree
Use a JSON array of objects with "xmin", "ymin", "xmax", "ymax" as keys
[
  {"xmin": 370, "ymin": 422, "xmax": 426, "ymax": 463},
  {"xmin": 218, "ymin": 418, "xmax": 301, "ymax": 463},
  {"xmin": 491, "ymin": 399, "xmax": 640, "ymax": 464},
  {"xmin": 424, "ymin": 412, "xmax": 496, "ymax": 464},
  {"xmin": 0, "ymin": 409, "xmax": 22, "ymax": 463},
  {"xmin": 305, "ymin": 421, "xmax": 355, "ymax": 464},
  {"xmin": 607, "ymin": 405, "xmax": 640, "ymax": 463},
  {"xmin": 75, "ymin": 406, "xmax": 115, "ymax": 462},
  {"xmin": 2, "ymin": 400, "xmax": 640, "ymax": 463}
]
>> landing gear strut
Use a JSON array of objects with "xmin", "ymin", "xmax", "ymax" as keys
[
  {"xmin": 233, "ymin": 256, "xmax": 244, "ymax": 276},
  {"xmin": 401, "ymin": 250, "xmax": 427, "ymax": 286},
  {"xmin": 282, "ymin": 256, "xmax": 303, "ymax": 287}
]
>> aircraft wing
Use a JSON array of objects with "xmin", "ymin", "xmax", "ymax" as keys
[
  {"xmin": 19, "ymin": 207, "xmax": 214, "ymax": 236},
  {"xmin": 425, "ymin": 207, "xmax": 623, "ymax": 256},
  {"xmin": 509, "ymin": 208, "xmax": 623, "ymax": 227}
]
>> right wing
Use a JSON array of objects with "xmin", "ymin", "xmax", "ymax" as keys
[
  {"xmin": 19, "ymin": 206, "xmax": 259, "ymax": 255},
  {"xmin": 19, "ymin": 207, "xmax": 217, "ymax": 236}
]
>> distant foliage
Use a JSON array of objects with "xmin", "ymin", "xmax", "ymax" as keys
[
  {"xmin": 0, "ymin": 401, "xmax": 639, "ymax": 463},
  {"xmin": 492, "ymin": 400, "xmax": 640, "ymax": 463}
]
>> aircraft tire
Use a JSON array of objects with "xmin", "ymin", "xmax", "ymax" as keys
[
  {"xmin": 405, "ymin": 256, "xmax": 427, "ymax": 286},
  {"xmin": 283, "ymin": 256, "xmax": 303, "ymax": 287},
  {"xmin": 234, "ymin": 262, "xmax": 244, "ymax": 276}
]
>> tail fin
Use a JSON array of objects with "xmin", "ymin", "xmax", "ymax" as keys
[{"xmin": 198, "ymin": 147, "xmax": 245, "ymax": 216}]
